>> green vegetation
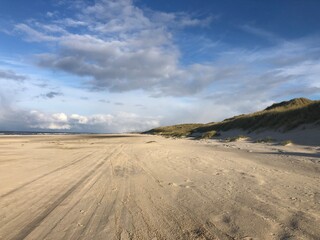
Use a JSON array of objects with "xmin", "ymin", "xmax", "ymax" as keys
[
  {"xmin": 201, "ymin": 130, "xmax": 219, "ymax": 139},
  {"xmin": 280, "ymin": 140, "xmax": 293, "ymax": 146},
  {"xmin": 226, "ymin": 135, "xmax": 247, "ymax": 142},
  {"xmin": 194, "ymin": 98, "xmax": 320, "ymax": 134},
  {"xmin": 144, "ymin": 98, "xmax": 320, "ymax": 139},
  {"xmin": 144, "ymin": 123, "xmax": 204, "ymax": 138}
]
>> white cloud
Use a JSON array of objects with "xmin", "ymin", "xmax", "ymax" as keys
[
  {"xmin": 14, "ymin": 1, "xmax": 319, "ymax": 101},
  {"xmin": 52, "ymin": 112, "xmax": 68, "ymax": 122},
  {"xmin": 14, "ymin": 24, "xmax": 60, "ymax": 42},
  {"xmin": 11, "ymin": 0, "xmax": 217, "ymax": 96},
  {"xmin": 240, "ymin": 24, "xmax": 283, "ymax": 43},
  {"xmin": 55, "ymin": 18, "xmax": 87, "ymax": 28},
  {"xmin": 70, "ymin": 114, "xmax": 89, "ymax": 124},
  {"xmin": 0, "ymin": 101, "xmax": 160, "ymax": 132},
  {"xmin": 28, "ymin": 111, "xmax": 70, "ymax": 129}
]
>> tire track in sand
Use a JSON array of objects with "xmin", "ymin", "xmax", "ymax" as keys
[
  {"xmin": 9, "ymin": 148, "xmax": 118, "ymax": 240},
  {"xmin": 0, "ymin": 152, "xmax": 95, "ymax": 199}
]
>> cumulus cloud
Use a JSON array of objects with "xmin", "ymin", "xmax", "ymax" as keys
[
  {"xmin": 0, "ymin": 101, "xmax": 160, "ymax": 133},
  {"xmin": 10, "ymin": 0, "xmax": 320, "ymax": 100},
  {"xmin": 27, "ymin": 111, "xmax": 70, "ymax": 129},
  {"xmin": 11, "ymin": 0, "xmax": 219, "ymax": 96},
  {"xmin": 11, "ymin": 0, "xmax": 319, "ymax": 101}
]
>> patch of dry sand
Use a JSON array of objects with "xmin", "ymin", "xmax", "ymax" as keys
[{"xmin": 0, "ymin": 134, "xmax": 319, "ymax": 239}]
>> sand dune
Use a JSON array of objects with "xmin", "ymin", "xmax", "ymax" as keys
[{"xmin": 0, "ymin": 134, "xmax": 319, "ymax": 239}]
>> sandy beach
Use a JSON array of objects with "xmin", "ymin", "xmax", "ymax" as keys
[{"xmin": 0, "ymin": 134, "xmax": 319, "ymax": 240}]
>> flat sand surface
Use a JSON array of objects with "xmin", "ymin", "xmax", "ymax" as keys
[{"xmin": 0, "ymin": 134, "xmax": 319, "ymax": 240}]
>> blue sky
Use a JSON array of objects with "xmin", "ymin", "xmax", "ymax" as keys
[{"xmin": 0, "ymin": 0, "xmax": 319, "ymax": 132}]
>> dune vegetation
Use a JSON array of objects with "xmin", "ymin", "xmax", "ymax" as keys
[
  {"xmin": 144, "ymin": 123, "xmax": 205, "ymax": 137},
  {"xmin": 145, "ymin": 98, "xmax": 320, "ymax": 138}
]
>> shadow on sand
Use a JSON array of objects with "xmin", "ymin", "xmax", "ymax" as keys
[{"xmin": 257, "ymin": 151, "xmax": 320, "ymax": 160}]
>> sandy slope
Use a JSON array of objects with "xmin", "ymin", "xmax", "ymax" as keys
[{"xmin": 0, "ymin": 135, "xmax": 319, "ymax": 240}]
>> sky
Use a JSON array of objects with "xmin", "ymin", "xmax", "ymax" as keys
[{"xmin": 0, "ymin": 0, "xmax": 319, "ymax": 133}]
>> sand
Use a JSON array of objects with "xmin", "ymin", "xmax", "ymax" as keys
[
  {"xmin": 214, "ymin": 126, "xmax": 320, "ymax": 146},
  {"xmin": 0, "ymin": 134, "xmax": 319, "ymax": 240}
]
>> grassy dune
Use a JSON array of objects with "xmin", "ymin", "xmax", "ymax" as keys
[
  {"xmin": 144, "ymin": 123, "xmax": 205, "ymax": 137},
  {"xmin": 145, "ymin": 98, "xmax": 320, "ymax": 138}
]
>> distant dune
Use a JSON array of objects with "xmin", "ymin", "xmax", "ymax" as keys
[{"xmin": 144, "ymin": 98, "xmax": 320, "ymax": 145}]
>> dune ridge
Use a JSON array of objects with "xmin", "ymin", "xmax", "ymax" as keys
[{"xmin": 144, "ymin": 98, "xmax": 320, "ymax": 145}]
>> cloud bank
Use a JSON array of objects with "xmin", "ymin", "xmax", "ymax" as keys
[{"xmin": 0, "ymin": 107, "xmax": 160, "ymax": 133}]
